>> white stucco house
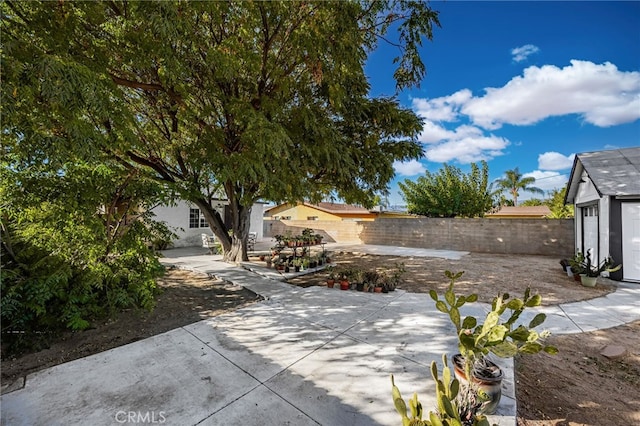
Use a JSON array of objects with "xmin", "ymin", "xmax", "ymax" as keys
[
  {"xmin": 151, "ymin": 199, "xmax": 265, "ymax": 248},
  {"xmin": 565, "ymin": 147, "xmax": 640, "ymax": 282}
]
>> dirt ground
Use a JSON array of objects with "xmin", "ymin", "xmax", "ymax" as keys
[{"xmin": 2, "ymin": 252, "xmax": 639, "ymax": 426}]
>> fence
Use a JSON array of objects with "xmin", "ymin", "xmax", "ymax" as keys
[{"xmin": 264, "ymin": 217, "xmax": 574, "ymax": 257}]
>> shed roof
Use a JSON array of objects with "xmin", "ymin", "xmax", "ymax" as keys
[{"xmin": 566, "ymin": 147, "xmax": 640, "ymax": 203}]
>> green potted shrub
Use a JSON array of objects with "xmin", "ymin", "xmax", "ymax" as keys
[
  {"xmin": 429, "ymin": 271, "xmax": 557, "ymax": 417},
  {"xmin": 578, "ymin": 249, "xmax": 621, "ymax": 287}
]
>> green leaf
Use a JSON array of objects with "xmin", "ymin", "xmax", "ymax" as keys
[
  {"xmin": 466, "ymin": 294, "xmax": 478, "ymax": 303},
  {"xmin": 519, "ymin": 342, "xmax": 543, "ymax": 354},
  {"xmin": 544, "ymin": 345, "xmax": 559, "ymax": 355},
  {"xmin": 461, "ymin": 316, "xmax": 477, "ymax": 330},
  {"xmin": 445, "ymin": 289, "xmax": 455, "ymax": 306},
  {"xmin": 436, "ymin": 300, "xmax": 449, "ymax": 314},
  {"xmin": 506, "ymin": 299, "xmax": 524, "ymax": 311},
  {"xmin": 429, "ymin": 289, "xmax": 438, "ymax": 301},
  {"xmin": 528, "ymin": 313, "xmax": 547, "ymax": 329},
  {"xmin": 449, "ymin": 307, "xmax": 461, "ymax": 330},
  {"xmin": 525, "ymin": 294, "xmax": 542, "ymax": 307}
]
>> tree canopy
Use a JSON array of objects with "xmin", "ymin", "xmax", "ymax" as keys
[
  {"xmin": 399, "ymin": 161, "xmax": 493, "ymax": 217},
  {"xmin": 2, "ymin": 0, "xmax": 441, "ymax": 262}
]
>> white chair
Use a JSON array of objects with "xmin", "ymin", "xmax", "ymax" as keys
[
  {"xmin": 201, "ymin": 234, "xmax": 218, "ymax": 254},
  {"xmin": 247, "ymin": 232, "xmax": 257, "ymax": 251}
]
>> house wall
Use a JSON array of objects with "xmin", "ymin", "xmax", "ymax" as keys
[
  {"xmin": 264, "ymin": 220, "xmax": 362, "ymax": 243},
  {"xmin": 264, "ymin": 217, "xmax": 574, "ymax": 256},
  {"xmin": 265, "ymin": 204, "xmax": 340, "ymax": 221},
  {"xmin": 152, "ymin": 200, "xmax": 264, "ymax": 247},
  {"xmin": 264, "ymin": 204, "xmax": 377, "ymax": 221}
]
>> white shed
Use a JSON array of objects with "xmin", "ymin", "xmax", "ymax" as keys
[
  {"xmin": 152, "ymin": 199, "xmax": 265, "ymax": 248},
  {"xmin": 565, "ymin": 147, "xmax": 640, "ymax": 282}
]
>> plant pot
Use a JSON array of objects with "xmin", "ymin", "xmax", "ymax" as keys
[
  {"xmin": 452, "ymin": 354, "xmax": 503, "ymax": 415},
  {"xmin": 294, "ymin": 266, "xmax": 301, "ymax": 272},
  {"xmin": 566, "ymin": 266, "xmax": 574, "ymax": 277},
  {"xmin": 340, "ymin": 280, "xmax": 349, "ymax": 290},
  {"xmin": 327, "ymin": 280, "xmax": 335, "ymax": 288},
  {"xmin": 574, "ymin": 272, "xmax": 582, "ymax": 282},
  {"xmin": 284, "ymin": 266, "xmax": 290, "ymax": 273},
  {"xmin": 373, "ymin": 286, "xmax": 383, "ymax": 293},
  {"xmin": 581, "ymin": 275, "xmax": 597, "ymax": 287},
  {"xmin": 356, "ymin": 282, "xmax": 365, "ymax": 292}
]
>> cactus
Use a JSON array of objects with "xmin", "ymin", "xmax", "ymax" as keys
[{"xmin": 391, "ymin": 354, "xmax": 490, "ymax": 426}]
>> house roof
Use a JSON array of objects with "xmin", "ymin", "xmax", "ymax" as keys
[
  {"xmin": 486, "ymin": 206, "xmax": 551, "ymax": 217},
  {"xmin": 566, "ymin": 147, "xmax": 640, "ymax": 203},
  {"xmin": 264, "ymin": 202, "xmax": 371, "ymax": 215}
]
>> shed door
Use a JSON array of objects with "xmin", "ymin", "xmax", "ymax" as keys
[
  {"xmin": 622, "ymin": 202, "xmax": 640, "ymax": 282},
  {"xmin": 582, "ymin": 204, "xmax": 599, "ymax": 264}
]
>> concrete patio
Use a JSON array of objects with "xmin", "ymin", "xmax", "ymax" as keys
[{"xmin": 2, "ymin": 243, "xmax": 639, "ymax": 426}]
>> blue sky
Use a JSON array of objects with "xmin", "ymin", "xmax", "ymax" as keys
[{"xmin": 366, "ymin": 1, "xmax": 640, "ymax": 206}]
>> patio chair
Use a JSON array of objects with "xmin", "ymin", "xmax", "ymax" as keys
[
  {"xmin": 247, "ymin": 232, "xmax": 257, "ymax": 252},
  {"xmin": 201, "ymin": 233, "xmax": 219, "ymax": 254}
]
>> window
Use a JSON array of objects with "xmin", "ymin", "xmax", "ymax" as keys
[
  {"xmin": 307, "ymin": 216, "xmax": 319, "ymax": 221},
  {"xmin": 189, "ymin": 208, "xmax": 207, "ymax": 228},
  {"xmin": 583, "ymin": 205, "xmax": 598, "ymax": 217}
]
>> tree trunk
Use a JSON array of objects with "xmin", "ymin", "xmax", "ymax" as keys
[
  {"xmin": 223, "ymin": 200, "xmax": 252, "ymax": 263},
  {"xmin": 192, "ymin": 196, "xmax": 252, "ymax": 263}
]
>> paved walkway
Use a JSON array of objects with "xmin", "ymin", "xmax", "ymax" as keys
[{"xmin": 2, "ymin": 244, "xmax": 639, "ymax": 426}]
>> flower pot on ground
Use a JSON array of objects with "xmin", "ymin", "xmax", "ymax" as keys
[
  {"xmin": 580, "ymin": 274, "xmax": 597, "ymax": 287},
  {"xmin": 340, "ymin": 280, "xmax": 349, "ymax": 290},
  {"xmin": 356, "ymin": 282, "xmax": 365, "ymax": 292},
  {"xmin": 452, "ymin": 354, "xmax": 503, "ymax": 415},
  {"xmin": 578, "ymin": 249, "xmax": 621, "ymax": 287},
  {"xmin": 327, "ymin": 279, "xmax": 335, "ymax": 288},
  {"xmin": 425, "ymin": 270, "xmax": 558, "ymax": 419},
  {"xmin": 373, "ymin": 286, "xmax": 383, "ymax": 293}
]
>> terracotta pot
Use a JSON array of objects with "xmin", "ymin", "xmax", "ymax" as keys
[
  {"xmin": 327, "ymin": 279, "xmax": 335, "ymax": 288},
  {"xmin": 574, "ymin": 273, "xmax": 582, "ymax": 282},
  {"xmin": 452, "ymin": 354, "xmax": 503, "ymax": 415},
  {"xmin": 373, "ymin": 286, "xmax": 383, "ymax": 293},
  {"xmin": 340, "ymin": 280, "xmax": 349, "ymax": 290}
]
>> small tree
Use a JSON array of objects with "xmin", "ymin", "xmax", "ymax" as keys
[
  {"xmin": 494, "ymin": 168, "xmax": 543, "ymax": 206},
  {"xmin": 399, "ymin": 161, "xmax": 492, "ymax": 217},
  {"xmin": 545, "ymin": 187, "xmax": 574, "ymax": 218}
]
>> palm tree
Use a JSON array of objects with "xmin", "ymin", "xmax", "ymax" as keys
[{"xmin": 494, "ymin": 168, "xmax": 544, "ymax": 206}]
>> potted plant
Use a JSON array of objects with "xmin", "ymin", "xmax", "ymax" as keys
[
  {"xmin": 429, "ymin": 270, "xmax": 557, "ymax": 418},
  {"xmin": 568, "ymin": 251, "xmax": 585, "ymax": 282},
  {"xmin": 578, "ymin": 249, "xmax": 621, "ymax": 287},
  {"xmin": 326, "ymin": 266, "xmax": 336, "ymax": 288},
  {"xmin": 339, "ymin": 270, "xmax": 350, "ymax": 290},
  {"xmin": 392, "ymin": 354, "xmax": 492, "ymax": 426}
]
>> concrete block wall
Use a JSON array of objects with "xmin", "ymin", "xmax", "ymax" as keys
[
  {"xmin": 358, "ymin": 218, "xmax": 574, "ymax": 256},
  {"xmin": 264, "ymin": 218, "xmax": 574, "ymax": 257}
]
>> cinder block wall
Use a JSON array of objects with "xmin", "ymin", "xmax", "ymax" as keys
[
  {"xmin": 264, "ymin": 218, "xmax": 575, "ymax": 256},
  {"xmin": 358, "ymin": 218, "xmax": 574, "ymax": 256}
]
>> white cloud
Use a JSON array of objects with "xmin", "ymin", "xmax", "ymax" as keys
[
  {"xmin": 393, "ymin": 159, "xmax": 426, "ymax": 176},
  {"xmin": 538, "ymin": 152, "xmax": 575, "ymax": 171},
  {"xmin": 461, "ymin": 60, "xmax": 640, "ymax": 129},
  {"xmin": 424, "ymin": 134, "xmax": 510, "ymax": 164},
  {"xmin": 523, "ymin": 170, "xmax": 569, "ymax": 192},
  {"xmin": 411, "ymin": 89, "xmax": 472, "ymax": 122},
  {"xmin": 511, "ymin": 44, "xmax": 540, "ymax": 62}
]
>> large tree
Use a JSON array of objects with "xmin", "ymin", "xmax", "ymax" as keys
[
  {"xmin": 399, "ymin": 161, "xmax": 492, "ymax": 217},
  {"xmin": 494, "ymin": 168, "xmax": 544, "ymax": 207},
  {"xmin": 2, "ymin": 1, "xmax": 441, "ymax": 262}
]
